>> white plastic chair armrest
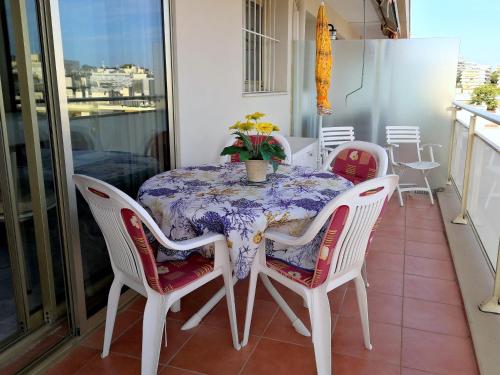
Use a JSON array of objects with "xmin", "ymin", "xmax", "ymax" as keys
[
  {"xmin": 421, "ymin": 143, "xmax": 443, "ymax": 148},
  {"xmin": 420, "ymin": 144, "xmax": 442, "ymax": 162},
  {"xmin": 154, "ymin": 231, "xmax": 226, "ymax": 251}
]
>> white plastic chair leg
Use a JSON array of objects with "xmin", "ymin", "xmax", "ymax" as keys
[
  {"xmin": 101, "ymin": 278, "xmax": 123, "ymax": 358},
  {"xmin": 354, "ymin": 275, "xmax": 372, "ymax": 350},
  {"xmin": 242, "ymin": 260, "xmax": 260, "ymax": 347},
  {"xmin": 308, "ymin": 289, "xmax": 332, "ymax": 375},
  {"xmin": 362, "ymin": 261, "xmax": 369, "ymax": 287},
  {"xmin": 170, "ymin": 299, "xmax": 181, "ymax": 313},
  {"xmin": 423, "ymin": 174, "xmax": 434, "ymax": 205},
  {"xmin": 260, "ymin": 274, "xmax": 311, "ymax": 337},
  {"xmin": 141, "ymin": 294, "xmax": 169, "ymax": 375},
  {"xmin": 222, "ymin": 268, "xmax": 241, "ymax": 350},
  {"xmin": 181, "ymin": 275, "xmax": 238, "ymax": 330},
  {"xmin": 396, "ymin": 184, "xmax": 404, "ymax": 207}
]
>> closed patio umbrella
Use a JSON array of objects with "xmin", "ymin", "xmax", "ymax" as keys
[
  {"xmin": 315, "ymin": 1, "xmax": 332, "ymax": 167},
  {"xmin": 316, "ymin": 1, "xmax": 332, "ymax": 116}
]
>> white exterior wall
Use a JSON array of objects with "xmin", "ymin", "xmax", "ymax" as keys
[{"xmin": 172, "ymin": 0, "xmax": 293, "ymax": 167}]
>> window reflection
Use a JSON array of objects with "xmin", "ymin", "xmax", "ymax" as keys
[{"xmin": 59, "ymin": 0, "xmax": 170, "ymax": 315}]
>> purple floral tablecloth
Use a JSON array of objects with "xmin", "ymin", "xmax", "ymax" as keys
[{"xmin": 137, "ymin": 163, "xmax": 353, "ymax": 279}]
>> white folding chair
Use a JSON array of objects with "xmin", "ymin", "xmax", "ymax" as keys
[
  {"xmin": 319, "ymin": 126, "xmax": 355, "ymax": 162},
  {"xmin": 386, "ymin": 126, "xmax": 441, "ymax": 206},
  {"xmin": 219, "ymin": 133, "xmax": 292, "ymax": 164},
  {"xmin": 241, "ymin": 175, "xmax": 399, "ymax": 375},
  {"xmin": 73, "ymin": 174, "xmax": 240, "ymax": 375}
]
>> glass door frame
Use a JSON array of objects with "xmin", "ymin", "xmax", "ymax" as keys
[
  {"xmin": 44, "ymin": 0, "xmax": 177, "ymax": 335},
  {"xmin": 0, "ymin": 0, "xmax": 69, "ymax": 362}
]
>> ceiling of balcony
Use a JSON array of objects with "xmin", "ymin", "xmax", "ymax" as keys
[{"xmin": 326, "ymin": 0, "xmax": 405, "ymax": 39}]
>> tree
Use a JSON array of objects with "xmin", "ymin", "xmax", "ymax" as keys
[
  {"xmin": 490, "ymin": 71, "xmax": 499, "ymax": 85},
  {"xmin": 470, "ymin": 84, "xmax": 499, "ymax": 111}
]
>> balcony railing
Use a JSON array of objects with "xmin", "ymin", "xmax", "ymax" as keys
[{"xmin": 448, "ymin": 101, "xmax": 500, "ymax": 273}]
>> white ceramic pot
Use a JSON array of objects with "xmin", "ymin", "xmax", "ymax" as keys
[{"xmin": 244, "ymin": 160, "xmax": 269, "ymax": 183}]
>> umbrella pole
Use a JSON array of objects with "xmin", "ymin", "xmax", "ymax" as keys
[{"xmin": 317, "ymin": 114, "xmax": 323, "ymax": 169}]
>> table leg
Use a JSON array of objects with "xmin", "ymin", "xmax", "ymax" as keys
[
  {"xmin": 259, "ymin": 274, "xmax": 311, "ymax": 337},
  {"xmin": 180, "ymin": 275, "xmax": 238, "ymax": 330},
  {"xmin": 180, "ymin": 273, "xmax": 311, "ymax": 338}
]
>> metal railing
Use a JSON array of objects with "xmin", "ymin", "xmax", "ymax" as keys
[{"xmin": 448, "ymin": 101, "xmax": 500, "ymax": 313}]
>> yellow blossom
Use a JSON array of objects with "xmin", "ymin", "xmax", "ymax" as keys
[
  {"xmin": 272, "ymin": 124, "xmax": 280, "ymax": 132},
  {"xmin": 253, "ymin": 231, "xmax": 263, "ymax": 244},
  {"xmin": 245, "ymin": 112, "xmax": 265, "ymax": 121},
  {"xmin": 239, "ymin": 121, "xmax": 255, "ymax": 131},
  {"xmin": 229, "ymin": 121, "xmax": 241, "ymax": 130},
  {"xmin": 255, "ymin": 122, "xmax": 274, "ymax": 134}
]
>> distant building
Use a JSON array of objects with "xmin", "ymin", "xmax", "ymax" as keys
[{"xmin": 460, "ymin": 60, "xmax": 492, "ymax": 91}]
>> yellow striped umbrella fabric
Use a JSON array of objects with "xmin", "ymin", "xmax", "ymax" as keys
[{"xmin": 315, "ymin": 2, "xmax": 333, "ymax": 115}]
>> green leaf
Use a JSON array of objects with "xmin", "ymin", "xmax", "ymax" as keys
[
  {"xmin": 271, "ymin": 160, "xmax": 279, "ymax": 172},
  {"xmin": 239, "ymin": 150, "xmax": 251, "ymax": 161},
  {"xmin": 259, "ymin": 143, "xmax": 273, "ymax": 160},
  {"xmin": 220, "ymin": 145, "xmax": 246, "ymax": 156},
  {"xmin": 233, "ymin": 131, "xmax": 254, "ymax": 152}
]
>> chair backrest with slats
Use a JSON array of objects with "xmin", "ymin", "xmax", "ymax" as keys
[
  {"xmin": 297, "ymin": 175, "xmax": 398, "ymax": 288},
  {"xmin": 385, "ymin": 126, "xmax": 422, "ymax": 162},
  {"xmin": 73, "ymin": 174, "xmax": 172, "ymax": 295},
  {"xmin": 321, "ymin": 141, "xmax": 388, "ymax": 185},
  {"xmin": 320, "ymin": 126, "xmax": 355, "ymax": 148},
  {"xmin": 220, "ymin": 133, "xmax": 292, "ymax": 164},
  {"xmin": 327, "ymin": 175, "xmax": 397, "ymax": 281}
]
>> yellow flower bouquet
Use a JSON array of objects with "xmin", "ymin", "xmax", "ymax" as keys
[{"xmin": 220, "ymin": 112, "xmax": 286, "ymax": 175}]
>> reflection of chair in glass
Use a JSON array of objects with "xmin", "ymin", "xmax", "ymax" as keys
[
  {"xmin": 144, "ymin": 131, "xmax": 169, "ymax": 163},
  {"xmin": 241, "ymin": 175, "xmax": 398, "ymax": 374},
  {"xmin": 71, "ymin": 130, "xmax": 95, "ymax": 151},
  {"xmin": 73, "ymin": 174, "xmax": 240, "ymax": 375},
  {"xmin": 386, "ymin": 126, "xmax": 441, "ymax": 206}
]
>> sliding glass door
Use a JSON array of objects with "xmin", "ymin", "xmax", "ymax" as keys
[
  {"xmin": 57, "ymin": 0, "xmax": 172, "ymax": 317},
  {"xmin": 0, "ymin": 0, "xmax": 70, "ymax": 371}
]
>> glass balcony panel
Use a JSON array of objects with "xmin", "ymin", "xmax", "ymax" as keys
[
  {"xmin": 466, "ymin": 137, "xmax": 500, "ymax": 270},
  {"xmin": 451, "ymin": 121, "xmax": 468, "ymax": 197}
]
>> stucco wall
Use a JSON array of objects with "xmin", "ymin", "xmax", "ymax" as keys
[{"xmin": 172, "ymin": 0, "xmax": 293, "ymax": 167}]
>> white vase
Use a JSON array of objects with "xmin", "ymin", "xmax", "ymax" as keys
[{"xmin": 245, "ymin": 160, "xmax": 269, "ymax": 183}]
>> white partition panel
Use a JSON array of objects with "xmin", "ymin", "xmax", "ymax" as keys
[{"xmin": 293, "ymin": 38, "xmax": 459, "ymax": 188}]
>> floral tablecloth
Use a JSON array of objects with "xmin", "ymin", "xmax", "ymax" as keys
[{"xmin": 137, "ymin": 163, "xmax": 353, "ymax": 279}]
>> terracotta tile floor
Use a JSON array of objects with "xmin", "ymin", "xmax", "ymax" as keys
[{"xmin": 43, "ymin": 194, "xmax": 479, "ymax": 375}]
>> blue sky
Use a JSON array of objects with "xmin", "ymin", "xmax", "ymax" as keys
[
  {"xmin": 411, "ymin": 0, "xmax": 500, "ymax": 67},
  {"xmin": 59, "ymin": 0, "xmax": 163, "ymax": 69}
]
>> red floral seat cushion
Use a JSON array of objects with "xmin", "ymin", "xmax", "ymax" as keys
[
  {"xmin": 331, "ymin": 148, "xmax": 377, "ymax": 185},
  {"xmin": 157, "ymin": 254, "xmax": 214, "ymax": 293},
  {"xmin": 230, "ymin": 135, "xmax": 284, "ymax": 163},
  {"xmin": 121, "ymin": 208, "xmax": 213, "ymax": 294},
  {"xmin": 266, "ymin": 258, "xmax": 314, "ymax": 287},
  {"xmin": 267, "ymin": 205, "xmax": 349, "ymax": 288}
]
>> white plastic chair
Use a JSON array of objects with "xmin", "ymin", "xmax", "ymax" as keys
[
  {"xmin": 321, "ymin": 140, "xmax": 388, "ymax": 180},
  {"xmin": 320, "ymin": 126, "xmax": 355, "ymax": 161},
  {"xmin": 241, "ymin": 175, "xmax": 398, "ymax": 375},
  {"xmin": 219, "ymin": 133, "xmax": 292, "ymax": 164},
  {"xmin": 73, "ymin": 174, "xmax": 240, "ymax": 375},
  {"xmin": 386, "ymin": 126, "xmax": 441, "ymax": 206},
  {"xmin": 321, "ymin": 140, "xmax": 388, "ymax": 286}
]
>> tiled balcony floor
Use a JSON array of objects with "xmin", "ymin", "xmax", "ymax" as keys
[{"xmin": 43, "ymin": 194, "xmax": 479, "ymax": 375}]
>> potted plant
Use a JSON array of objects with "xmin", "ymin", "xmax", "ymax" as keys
[{"xmin": 220, "ymin": 112, "xmax": 286, "ymax": 182}]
